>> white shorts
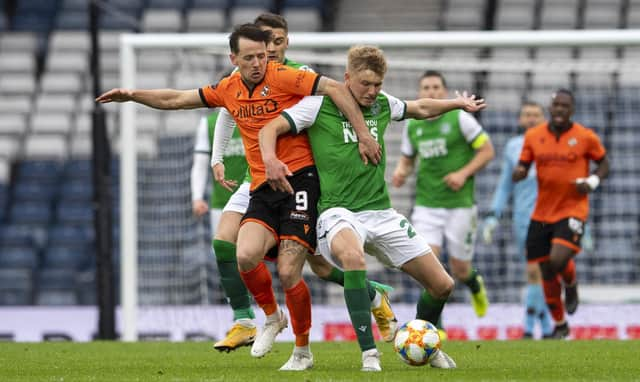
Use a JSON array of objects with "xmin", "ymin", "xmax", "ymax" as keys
[
  {"xmin": 411, "ymin": 205, "xmax": 477, "ymax": 261},
  {"xmin": 222, "ymin": 182, "xmax": 250, "ymax": 215},
  {"xmin": 316, "ymin": 207, "xmax": 433, "ymax": 269}
]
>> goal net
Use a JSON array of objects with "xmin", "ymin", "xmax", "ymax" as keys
[{"xmin": 118, "ymin": 30, "xmax": 640, "ymax": 340}]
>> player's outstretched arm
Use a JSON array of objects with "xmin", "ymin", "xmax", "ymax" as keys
[
  {"xmin": 405, "ymin": 91, "xmax": 486, "ymax": 119},
  {"xmin": 315, "ymin": 77, "xmax": 381, "ymax": 165},
  {"xmin": 95, "ymin": 88, "xmax": 204, "ymax": 110},
  {"xmin": 259, "ymin": 116, "xmax": 294, "ymax": 194}
]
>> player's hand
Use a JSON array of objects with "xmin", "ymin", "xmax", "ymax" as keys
[
  {"xmin": 358, "ymin": 135, "xmax": 382, "ymax": 166},
  {"xmin": 574, "ymin": 175, "xmax": 600, "ymax": 194},
  {"xmin": 512, "ymin": 165, "xmax": 528, "ymax": 182},
  {"xmin": 264, "ymin": 156, "xmax": 294, "ymax": 194},
  {"xmin": 455, "ymin": 90, "xmax": 487, "ymax": 113},
  {"xmin": 95, "ymin": 88, "xmax": 133, "ymax": 104},
  {"xmin": 192, "ymin": 200, "xmax": 208, "ymax": 217},
  {"xmin": 212, "ymin": 162, "xmax": 237, "ymax": 192},
  {"xmin": 482, "ymin": 216, "xmax": 499, "ymax": 244},
  {"xmin": 392, "ymin": 168, "xmax": 408, "ymax": 188},
  {"xmin": 443, "ymin": 170, "xmax": 467, "ymax": 191}
]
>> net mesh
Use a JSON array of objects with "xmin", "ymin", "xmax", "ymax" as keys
[{"xmin": 129, "ymin": 44, "xmax": 640, "ymax": 306}]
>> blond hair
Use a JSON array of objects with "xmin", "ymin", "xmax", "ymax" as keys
[{"xmin": 347, "ymin": 45, "xmax": 387, "ymax": 77}]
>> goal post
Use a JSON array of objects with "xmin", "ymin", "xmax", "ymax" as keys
[{"xmin": 119, "ymin": 29, "xmax": 640, "ymax": 341}]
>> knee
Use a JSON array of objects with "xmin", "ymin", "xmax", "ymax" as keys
[
  {"xmin": 432, "ymin": 274, "xmax": 454, "ymax": 300},
  {"xmin": 308, "ymin": 257, "xmax": 331, "ymax": 279},
  {"xmin": 278, "ymin": 265, "xmax": 302, "ymax": 289},
  {"xmin": 526, "ymin": 265, "xmax": 541, "ymax": 284},
  {"xmin": 336, "ymin": 248, "xmax": 366, "ymax": 270},
  {"xmin": 235, "ymin": 247, "xmax": 258, "ymax": 271}
]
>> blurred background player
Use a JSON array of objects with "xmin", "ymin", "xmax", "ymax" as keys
[
  {"xmin": 259, "ymin": 45, "xmax": 486, "ymax": 371},
  {"xmin": 207, "ymin": 13, "xmax": 396, "ymax": 353},
  {"xmin": 392, "ymin": 70, "xmax": 494, "ymax": 338},
  {"xmin": 512, "ymin": 89, "xmax": 609, "ymax": 339},
  {"xmin": 481, "ymin": 101, "xmax": 553, "ymax": 339}
]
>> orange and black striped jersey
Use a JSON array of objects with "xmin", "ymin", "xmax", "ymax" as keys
[{"xmin": 199, "ymin": 61, "xmax": 320, "ymax": 190}]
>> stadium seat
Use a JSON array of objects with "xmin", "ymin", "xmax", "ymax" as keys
[
  {"xmin": 141, "ymin": 9, "xmax": 183, "ymax": 32},
  {"xmin": 9, "ymin": 201, "xmax": 53, "ymax": 226},
  {"xmin": 0, "ymin": 52, "xmax": 36, "ymax": 75},
  {"xmin": 0, "ymin": 246, "xmax": 39, "ymax": 269},
  {"xmin": 0, "ymin": 96, "xmax": 32, "ymax": 114},
  {"xmin": 30, "ymin": 112, "xmax": 74, "ymax": 135},
  {"xmin": 56, "ymin": 10, "xmax": 89, "ymax": 29},
  {"xmin": 0, "ymin": 114, "xmax": 27, "ymax": 136},
  {"xmin": 35, "ymin": 269, "xmax": 78, "ymax": 303},
  {"xmin": 583, "ymin": 0, "xmax": 622, "ymax": 29},
  {"xmin": 282, "ymin": 8, "xmax": 322, "ymax": 31},
  {"xmin": 0, "ymin": 268, "xmax": 33, "ymax": 305},
  {"xmin": 56, "ymin": 202, "xmax": 94, "ymax": 225},
  {"xmin": 0, "ymin": 32, "xmax": 39, "ymax": 53},
  {"xmin": 59, "ymin": 180, "xmax": 93, "ymax": 202},
  {"xmin": 43, "ymin": 246, "xmax": 86, "ymax": 270},
  {"xmin": 185, "ymin": 9, "xmax": 226, "ymax": 32},
  {"xmin": 34, "ymin": 94, "xmax": 77, "ymax": 114},
  {"xmin": 191, "ymin": 0, "xmax": 229, "ymax": 8},
  {"xmin": 40, "ymin": 72, "xmax": 84, "ymax": 94},
  {"xmin": 62, "ymin": 0, "xmax": 89, "ymax": 11},
  {"xmin": 24, "ymin": 135, "xmax": 68, "ymax": 160},
  {"xmin": 148, "ymin": 0, "xmax": 187, "ymax": 9},
  {"xmin": 0, "ymin": 224, "xmax": 36, "ymax": 248},
  {"xmin": 16, "ymin": 160, "xmax": 63, "ymax": 182},
  {"xmin": 48, "ymin": 225, "xmax": 93, "ymax": 248},
  {"xmin": 12, "ymin": 181, "xmax": 58, "ymax": 203},
  {"xmin": 0, "ymin": 74, "xmax": 37, "ymax": 95},
  {"xmin": 46, "ymin": 51, "xmax": 89, "ymax": 73}
]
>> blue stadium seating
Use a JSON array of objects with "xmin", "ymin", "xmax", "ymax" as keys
[
  {"xmin": 63, "ymin": 160, "xmax": 92, "ymax": 180},
  {"xmin": 0, "ymin": 269, "xmax": 33, "ymax": 305},
  {"xmin": 16, "ymin": 161, "xmax": 62, "ymax": 184},
  {"xmin": 191, "ymin": 0, "xmax": 229, "ymax": 8},
  {"xmin": 12, "ymin": 182, "xmax": 58, "ymax": 203},
  {"xmin": 42, "ymin": 246, "xmax": 86, "ymax": 270},
  {"xmin": 48, "ymin": 225, "xmax": 93, "ymax": 248},
  {"xmin": 56, "ymin": 11, "xmax": 89, "ymax": 30},
  {"xmin": 9, "ymin": 201, "xmax": 53, "ymax": 226},
  {"xmin": 55, "ymin": 202, "xmax": 93, "ymax": 225},
  {"xmin": 35, "ymin": 269, "xmax": 78, "ymax": 305},
  {"xmin": 59, "ymin": 181, "xmax": 93, "ymax": 203},
  {"xmin": 148, "ymin": 0, "xmax": 187, "ymax": 9},
  {"xmin": 0, "ymin": 224, "xmax": 37, "ymax": 249},
  {"xmin": 0, "ymin": 246, "xmax": 39, "ymax": 269}
]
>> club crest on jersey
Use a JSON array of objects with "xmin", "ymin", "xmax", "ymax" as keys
[
  {"xmin": 568, "ymin": 137, "xmax": 578, "ymax": 147},
  {"xmin": 370, "ymin": 101, "xmax": 380, "ymax": 116},
  {"xmin": 260, "ymin": 85, "xmax": 270, "ymax": 97},
  {"xmin": 440, "ymin": 123, "xmax": 451, "ymax": 135}
]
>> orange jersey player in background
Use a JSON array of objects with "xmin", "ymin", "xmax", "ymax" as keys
[
  {"xmin": 512, "ymin": 88, "xmax": 609, "ymax": 339},
  {"xmin": 96, "ymin": 23, "xmax": 381, "ymax": 371}
]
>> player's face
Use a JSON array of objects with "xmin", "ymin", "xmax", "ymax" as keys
[
  {"xmin": 345, "ymin": 69, "xmax": 384, "ymax": 107},
  {"xmin": 549, "ymin": 92, "xmax": 574, "ymax": 128},
  {"xmin": 519, "ymin": 105, "xmax": 545, "ymax": 130},
  {"xmin": 230, "ymin": 37, "xmax": 268, "ymax": 85},
  {"xmin": 260, "ymin": 26, "xmax": 288, "ymax": 64},
  {"xmin": 418, "ymin": 76, "xmax": 447, "ymax": 100}
]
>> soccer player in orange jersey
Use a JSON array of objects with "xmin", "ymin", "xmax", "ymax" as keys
[
  {"xmin": 96, "ymin": 24, "xmax": 381, "ymax": 370},
  {"xmin": 512, "ymin": 89, "xmax": 609, "ymax": 339}
]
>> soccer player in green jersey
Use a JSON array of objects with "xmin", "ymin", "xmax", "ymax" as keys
[
  {"xmin": 259, "ymin": 46, "xmax": 485, "ymax": 371},
  {"xmin": 392, "ymin": 70, "xmax": 495, "ymax": 337},
  {"xmin": 202, "ymin": 14, "xmax": 396, "ymax": 355}
]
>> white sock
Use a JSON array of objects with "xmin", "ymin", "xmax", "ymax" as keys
[
  {"xmin": 294, "ymin": 344, "xmax": 311, "ymax": 355},
  {"xmin": 371, "ymin": 291, "xmax": 382, "ymax": 308},
  {"xmin": 235, "ymin": 318, "xmax": 255, "ymax": 328},
  {"xmin": 266, "ymin": 307, "xmax": 282, "ymax": 323}
]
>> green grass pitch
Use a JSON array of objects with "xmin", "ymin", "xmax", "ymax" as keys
[{"xmin": 1, "ymin": 340, "xmax": 639, "ymax": 381}]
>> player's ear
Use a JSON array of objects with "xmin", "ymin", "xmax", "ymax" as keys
[
  {"xmin": 229, "ymin": 53, "xmax": 237, "ymax": 66},
  {"xmin": 344, "ymin": 71, "xmax": 349, "ymax": 83}
]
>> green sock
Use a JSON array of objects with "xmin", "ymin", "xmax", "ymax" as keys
[
  {"xmin": 323, "ymin": 267, "xmax": 377, "ymax": 301},
  {"xmin": 213, "ymin": 239, "xmax": 255, "ymax": 321},
  {"xmin": 416, "ymin": 289, "xmax": 447, "ymax": 327},
  {"xmin": 464, "ymin": 268, "xmax": 481, "ymax": 294},
  {"xmin": 344, "ymin": 270, "xmax": 376, "ymax": 352}
]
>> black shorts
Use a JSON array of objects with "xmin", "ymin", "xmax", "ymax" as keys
[
  {"xmin": 526, "ymin": 217, "xmax": 585, "ymax": 262},
  {"xmin": 242, "ymin": 165, "xmax": 320, "ymax": 254}
]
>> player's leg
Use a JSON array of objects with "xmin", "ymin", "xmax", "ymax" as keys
[
  {"xmin": 275, "ymin": 166, "xmax": 319, "ymax": 371},
  {"xmin": 550, "ymin": 217, "xmax": 584, "ymax": 316},
  {"xmin": 445, "ymin": 206, "xmax": 488, "ymax": 318},
  {"xmin": 410, "ymin": 206, "xmax": 447, "ymax": 335},
  {"xmin": 236, "ymin": 220, "xmax": 285, "ymax": 358},
  {"xmin": 212, "ymin": 184, "xmax": 257, "ymax": 352},
  {"xmin": 516, "ymin": 220, "xmax": 547, "ymax": 339}
]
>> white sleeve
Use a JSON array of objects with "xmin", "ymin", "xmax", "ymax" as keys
[
  {"xmin": 210, "ymin": 108, "xmax": 236, "ymax": 167},
  {"xmin": 399, "ymin": 120, "xmax": 415, "ymax": 157},
  {"xmin": 191, "ymin": 152, "xmax": 209, "ymax": 201},
  {"xmin": 193, "ymin": 117, "xmax": 210, "ymax": 154},
  {"xmin": 282, "ymin": 96, "xmax": 323, "ymax": 133},
  {"xmin": 458, "ymin": 111, "xmax": 484, "ymax": 144},
  {"xmin": 381, "ymin": 90, "xmax": 407, "ymax": 121}
]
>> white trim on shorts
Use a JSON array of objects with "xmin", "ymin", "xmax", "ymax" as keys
[
  {"xmin": 317, "ymin": 207, "xmax": 432, "ymax": 269},
  {"xmin": 410, "ymin": 205, "xmax": 478, "ymax": 261},
  {"xmin": 222, "ymin": 182, "xmax": 250, "ymax": 215}
]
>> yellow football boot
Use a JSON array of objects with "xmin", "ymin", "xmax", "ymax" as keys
[{"xmin": 213, "ymin": 322, "xmax": 257, "ymax": 353}]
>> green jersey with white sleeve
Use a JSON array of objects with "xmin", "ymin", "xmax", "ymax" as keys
[
  {"xmin": 283, "ymin": 92, "xmax": 407, "ymax": 213},
  {"xmin": 401, "ymin": 110, "xmax": 486, "ymax": 208}
]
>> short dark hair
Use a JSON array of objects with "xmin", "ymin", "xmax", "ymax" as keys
[
  {"xmin": 254, "ymin": 13, "xmax": 288, "ymax": 32},
  {"xmin": 421, "ymin": 70, "xmax": 447, "ymax": 88},
  {"xmin": 552, "ymin": 88, "xmax": 575, "ymax": 103},
  {"xmin": 229, "ymin": 23, "xmax": 271, "ymax": 54}
]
